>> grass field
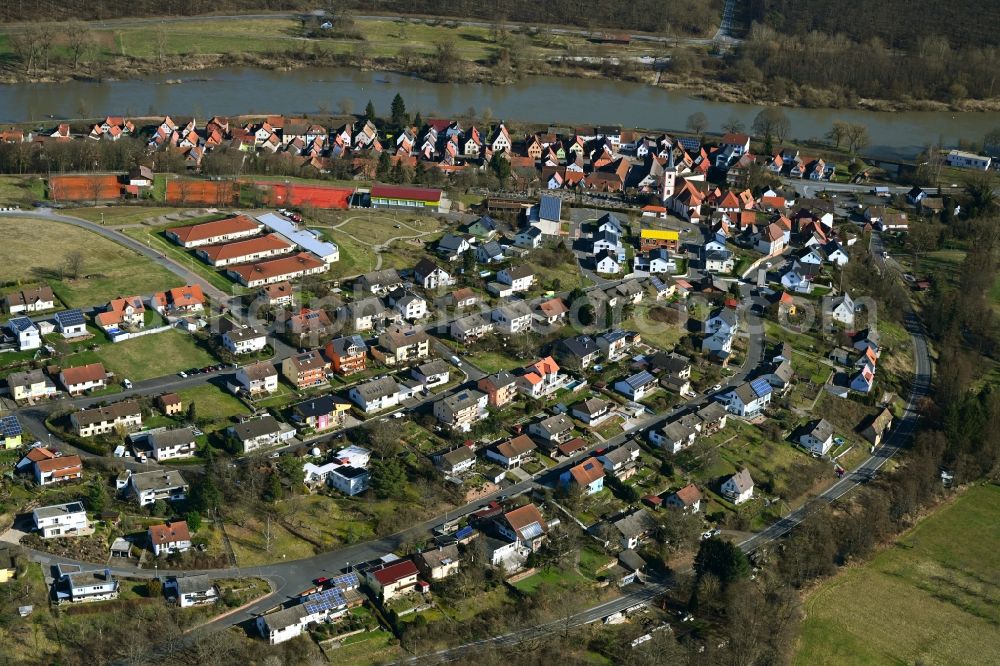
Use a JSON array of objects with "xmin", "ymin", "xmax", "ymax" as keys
[
  {"xmin": 121, "ymin": 222, "xmax": 244, "ymax": 294},
  {"xmin": 92, "ymin": 329, "xmax": 218, "ymax": 382},
  {"xmin": 0, "ymin": 16, "xmax": 680, "ymax": 66},
  {"xmin": 0, "ymin": 217, "xmax": 183, "ymax": 307},
  {"xmin": 177, "ymin": 383, "xmax": 249, "ymax": 432},
  {"xmin": 795, "ymin": 483, "xmax": 1000, "ymax": 666},
  {"xmin": 0, "ymin": 175, "xmax": 44, "ymax": 205}
]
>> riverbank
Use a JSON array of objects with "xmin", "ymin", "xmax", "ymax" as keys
[{"xmin": 2, "ymin": 14, "xmax": 999, "ymax": 114}]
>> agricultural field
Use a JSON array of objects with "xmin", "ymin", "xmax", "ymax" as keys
[
  {"xmin": 0, "ymin": 217, "xmax": 184, "ymax": 307},
  {"xmin": 795, "ymin": 483, "xmax": 1000, "ymax": 666}
]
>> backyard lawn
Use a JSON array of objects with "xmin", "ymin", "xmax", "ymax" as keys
[
  {"xmin": 177, "ymin": 383, "xmax": 248, "ymax": 432},
  {"xmin": 795, "ymin": 483, "xmax": 1000, "ymax": 666},
  {"xmin": 465, "ymin": 349, "xmax": 524, "ymax": 374},
  {"xmin": 92, "ymin": 329, "xmax": 218, "ymax": 382},
  {"xmin": 0, "ymin": 217, "xmax": 184, "ymax": 307}
]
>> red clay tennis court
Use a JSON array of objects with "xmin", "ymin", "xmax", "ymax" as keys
[
  {"xmin": 166, "ymin": 179, "xmax": 238, "ymax": 205},
  {"xmin": 246, "ymin": 181, "xmax": 354, "ymax": 209},
  {"xmin": 48, "ymin": 174, "xmax": 121, "ymax": 201}
]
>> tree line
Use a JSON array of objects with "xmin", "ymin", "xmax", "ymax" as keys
[
  {"xmin": 745, "ymin": 0, "xmax": 999, "ymax": 52},
  {"xmin": 734, "ymin": 24, "xmax": 1000, "ymax": 106}
]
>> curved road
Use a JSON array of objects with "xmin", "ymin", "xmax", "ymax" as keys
[{"xmin": 0, "ymin": 209, "xmax": 232, "ymax": 304}]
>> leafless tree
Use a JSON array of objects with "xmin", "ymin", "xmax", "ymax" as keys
[
  {"xmin": 66, "ymin": 22, "xmax": 96, "ymax": 69},
  {"xmin": 686, "ymin": 111, "xmax": 708, "ymax": 136},
  {"xmin": 826, "ymin": 120, "xmax": 849, "ymax": 149},
  {"xmin": 752, "ymin": 107, "xmax": 791, "ymax": 143},
  {"xmin": 845, "ymin": 123, "xmax": 870, "ymax": 156}
]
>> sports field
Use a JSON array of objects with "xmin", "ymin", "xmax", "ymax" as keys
[{"xmin": 795, "ymin": 483, "xmax": 1000, "ymax": 666}]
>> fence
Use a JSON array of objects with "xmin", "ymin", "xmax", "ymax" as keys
[{"xmin": 109, "ymin": 324, "xmax": 171, "ymax": 343}]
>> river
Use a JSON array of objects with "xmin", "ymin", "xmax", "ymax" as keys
[{"xmin": 1, "ymin": 67, "xmax": 996, "ymax": 160}]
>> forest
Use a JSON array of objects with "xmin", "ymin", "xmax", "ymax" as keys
[
  {"xmin": 733, "ymin": 25, "xmax": 1000, "ymax": 106},
  {"xmin": 745, "ymin": 0, "xmax": 1000, "ymax": 51}
]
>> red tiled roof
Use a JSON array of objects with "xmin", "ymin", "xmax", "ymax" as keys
[
  {"xmin": 168, "ymin": 284, "xmax": 205, "ymax": 308},
  {"xmin": 199, "ymin": 233, "xmax": 292, "ymax": 262},
  {"xmin": 26, "ymin": 447, "xmax": 57, "ymax": 463},
  {"xmin": 149, "ymin": 521, "xmax": 191, "ymax": 546},
  {"xmin": 167, "ymin": 215, "xmax": 260, "ymax": 244},
  {"xmin": 673, "ymin": 483, "xmax": 702, "ymax": 506},
  {"xmin": 557, "ymin": 438, "xmax": 588, "ymax": 457},
  {"xmin": 370, "ymin": 183, "xmax": 442, "ymax": 202},
  {"xmin": 229, "ymin": 252, "xmax": 325, "ymax": 283},
  {"xmin": 372, "ymin": 559, "xmax": 419, "ymax": 585},
  {"xmin": 537, "ymin": 298, "xmax": 568, "ymax": 317},
  {"xmin": 568, "ymin": 458, "xmax": 605, "ymax": 486},
  {"xmin": 504, "ymin": 503, "xmax": 547, "ymax": 538},
  {"xmin": 61, "ymin": 363, "xmax": 106, "ymax": 386},
  {"xmin": 36, "ymin": 454, "xmax": 82, "ymax": 474},
  {"xmin": 496, "ymin": 434, "xmax": 536, "ymax": 458}
]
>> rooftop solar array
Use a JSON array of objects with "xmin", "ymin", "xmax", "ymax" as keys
[
  {"xmin": 331, "ymin": 572, "xmax": 360, "ymax": 589},
  {"xmin": 303, "ymin": 587, "xmax": 346, "ymax": 614},
  {"xmin": 1, "ymin": 416, "xmax": 23, "ymax": 437},
  {"xmin": 56, "ymin": 309, "xmax": 86, "ymax": 326},
  {"xmin": 520, "ymin": 521, "xmax": 544, "ymax": 540},
  {"xmin": 750, "ymin": 378, "xmax": 773, "ymax": 397}
]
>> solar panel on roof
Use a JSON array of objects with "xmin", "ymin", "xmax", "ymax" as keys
[
  {"xmin": 455, "ymin": 526, "xmax": 473, "ymax": 539},
  {"xmin": 520, "ymin": 521, "xmax": 544, "ymax": 540},
  {"xmin": 332, "ymin": 572, "xmax": 360, "ymax": 588},
  {"xmin": 750, "ymin": 378, "xmax": 772, "ymax": 397},
  {"xmin": 56, "ymin": 309, "xmax": 86, "ymax": 326},
  {"xmin": 1, "ymin": 416, "xmax": 22, "ymax": 437}
]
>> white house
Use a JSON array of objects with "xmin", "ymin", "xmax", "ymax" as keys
[
  {"xmin": 125, "ymin": 469, "xmax": 189, "ymax": 506},
  {"xmin": 514, "ymin": 226, "xmax": 542, "ymax": 249},
  {"xmin": 413, "ymin": 259, "xmax": 454, "ymax": 290},
  {"xmin": 33, "ymin": 501, "xmax": 89, "ymax": 539},
  {"xmin": 945, "ymin": 149, "xmax": 992, "ymax": 171},
  {"xmin": 595, "ymin": 250, "xmax": 622, "ymax": 274},
  {"xmin": 721, "ymin": 468, "xmax": 754, "ymax": 505},
  {"xmin": 222, "ymin": 325, "xmax": 267, "ymax": 355},
  {"xmin": 166, "ymin": 575, "xmax": 219, "ymax": 608},
  {"xmin": 228, "ymin": 415, "xmax": 296, "ymax": 453},
  {"xmin": 799, "ymin": 419, "xmax": 834, "ymax": 455},
  {"xmin": 7, "ymin": 317, "xmax": 41, "ymax": 350},
  {"xmin": 53, "ymin": 565, "xmax": 119, "ymax": 604},
  {"xmin": 497, "ymin": 265, "xmax": 535, "ymax": 292},
  {"xmin": 53, "ymin": 309, "xmax": 87, "ymax": 338},
  {"xmin": 720, "ymin": 380, "xmax": 772, "ymax": 418},
  {"xmin": 235, "ymin": 361, "xmax": 279, "ymax": 395},
  {"xmin": 827, "ymin": 293, "xmax": 855, "ymax": 327},
  {"xmin": 649, "ymin": 420, "xmax": 697, "ymax": 454},
  {"xmin": 491, "ymin": 302, "xmax": 533, "ymax": 334},
  {"xmin": 348, "ymin": 377, "xmax": 401, "ymax": 413},
  {"xmin": 614, "ymin": 371, "xmax": 658, "ymax": 401},
  {"xmin": 148, "ymin": 520, "xmax": 192, "ymax": 556}
]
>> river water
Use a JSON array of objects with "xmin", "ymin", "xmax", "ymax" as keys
[{"xmin": 2, "ymin": 66, "xmax": 997, "ymax": 160}]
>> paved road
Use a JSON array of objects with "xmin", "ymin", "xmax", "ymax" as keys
[{"xmin": 0, "ymin": 209, "xmax": 233, "ymax": 304}]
